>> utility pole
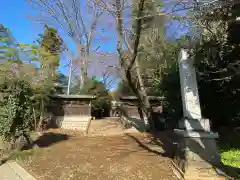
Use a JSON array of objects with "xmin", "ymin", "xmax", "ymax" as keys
[{"xmin": 67, "ymin": 53, "xmax": 74, "ymax": 95}]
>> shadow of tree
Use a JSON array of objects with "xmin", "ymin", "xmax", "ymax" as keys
[
  {"xmin": 126, "ymin": 131, "xmax": 176, "ymax": 158},
  {"xmin": 154, "ymin": 130, "xmax": 177, "ymax": 158},
  {"xmin": 127, "ymin": 117, "xmax": 146, "ymax": 132},
  {"xmin": 172, "ymin": 119, "xmax": 240, "ymax": 179},
  {"xmin": 126, "ymin": 134, "xmax": 163, "ymax": 155},
  {"xmin": 127, "ymin": 126, "xmax": 240, "ymax": 179},
  {"xmin": 0, "ymin": 132, "xmax": 70, "ymax": 166},
  {"xmin": 23, "ymin": 132, "xmax": 70, "ymax": 149}
]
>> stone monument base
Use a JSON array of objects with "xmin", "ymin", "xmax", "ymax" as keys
[
  {"xmin": 173, "ymin": 130, "xmax": 226, "ymax": 180},
  {"xmin": 179, "ymin": 118, "xmax": 211, "ymax": 132}
]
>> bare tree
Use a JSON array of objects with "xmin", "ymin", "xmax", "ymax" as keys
[
  {"xmin": 92, "ymin": 0, "xmax": 222, "ymax": 132},
  {"xmin": 91, "ymin": 0, "xmax": 158, "ymax": 131},
  {"xmin": 27, "ymin": 0, "xmax": 108, "ymax": 88},
  {"xmin": 87, "ymin": 51, "xmax": 120, "ymax": 90}
]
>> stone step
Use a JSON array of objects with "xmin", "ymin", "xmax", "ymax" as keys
[
  {"xmin": 60, "ymin": 119, "xmax": 89, "ymax": 122},
  {"xmin": 0, "ymin": 163, "xmax": 22, "ymax": 180},
  {"xmin": 61, "ymin": 123, "xmax": 88, "ymax": 127},
  {"xmin": 7, "ymin": 161, "xmax": 36, "ymax": 180},
  {"xmin": 61, "ymin": 124, "xmax": 88, "ymax": 127},
  {"xmin": 56, "ymin": 116, "xmax": 91, "ymax": 131},
  {"xmin": 61, "ymin": 121, "xmax": 89, "ymax": 130},
  {"xmin": 185, "ymin": 170, "xmax": 220, "ymax": 176},
  {"xmin": 57, "ymin": 116, "xmax": 90, "ymax": 122},
  {"xmin": 184, "ymin": 176, "xmax": 227, "ymax": 180},
  {"xmin": 172, "ymin": 161, "xmax": 229, "ymax": 180},
  {"xmin": 61, "ymin": 121, "xmax": 89, "ymax": 124},
  {"xmin": 184, "ymin": 168, "xmax": 228, "ymax": 180},
  {"xmin": 0, "ymin": 161, "xmax": 36, "ymax": 180},
  {"xmin": 184, "ymin": 173, "xmax": 227, "ymax": 180},
  {"xmin": 61, "ymin": 122, "xmax": 88, "ymax": 125}
]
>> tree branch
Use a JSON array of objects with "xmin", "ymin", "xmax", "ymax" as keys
[{"xmin": 127, "ymin": 0, "xmax": 145, "ymax": 71}]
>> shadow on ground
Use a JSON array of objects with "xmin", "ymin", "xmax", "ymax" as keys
[
  {"xmin": 126, "ymin": 130, "xmax": 176, "ymax": 158},
  {"xmin": 126, "ymin": 134, "xmax": 163, "ymax": 155},
  {"xmin": 180, "ymin": 119, "xmax": 240, "ymax": 179},
  {"xmin": 33, "ymin": 132, "xmax": 69, "ymax": 148},
  {"xmin": 127, "ymin": 129, "xmax": 240, "ymax": 179},
  {"xmin": 126, "ymin": 117, "xmax": 146, "ymax": 132},
  {"xmin": 26, "ymin": 132, "xmax": 70, "ymax": 149},
  {"xmin": 0, "ymin": 132, "xmax": 70, "ymax": 166}
]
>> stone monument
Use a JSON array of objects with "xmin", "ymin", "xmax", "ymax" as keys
[{"xmin": 173, "ymin": 49, "xmax": 223, "ymax": 179}]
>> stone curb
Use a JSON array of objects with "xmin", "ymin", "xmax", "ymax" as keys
[{"xmin": 7, "ymin": 161, "xmax": 36, "ymax": 180}]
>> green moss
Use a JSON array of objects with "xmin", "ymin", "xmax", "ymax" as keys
[{"xmin": 221, "ymin": 149, "xmax": 240, "ymax": 168}]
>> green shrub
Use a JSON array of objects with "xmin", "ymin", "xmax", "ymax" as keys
[
  {"xmin": 0, "ymin": 80, "xmax": 34, "ymax": 144},
  {"xmin": 153, "ymin": 61, "xmax": 182, "ymax": 128},
  {"xmin": 221, "ymin": 149, "xmax": 240, "ymax": 168}
]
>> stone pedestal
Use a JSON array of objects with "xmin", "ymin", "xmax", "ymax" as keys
[
  {"xmin": 173, "ymin": 130, "xmax": 223, "ymax": 179},
  {"xmin": 179, "ymin": 118, "xmax": 211, "ymax": 132},
  {"xmin": 173, "ymin": 49, "xmax": 223, "ymax": 179}
]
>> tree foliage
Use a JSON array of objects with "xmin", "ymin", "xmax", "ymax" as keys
[
  {"xmin": 116, "ymin": 80, "xmax": 134, "ymax": 96},
  {"xmin": 55, "ymin": 73, "xmax": 69, "ymax": 93},
  {"xmin": 0, "ymin": 80, "xmax": 34, "ymax": 143},
  {"xmin": 32, "ymin": 26, "xmax": 65, "ymax": 130},
  {"xmin": 189, "ymin": 1, "xmax": 240, "ymax": 129},
  {"xmin": 0, "ymin": 24, "xmax": 64, "ymax": 142},
  {"xmin": 0, "ymin": 24, "xmax": 19, "ymax": 63},
  {"xmin": 145, "ymin": 1, "xmax": 240, "ymax": 129},
  {"xmin": 37, "ymin": 25, "xmax": 65, "ymax": 56}
]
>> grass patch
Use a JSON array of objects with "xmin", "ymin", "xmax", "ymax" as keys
[
  {"xmin": 8, "ymin": 149, "xmax": 42, "ymax": 161},
  {"xmin": 218, "ymin": 130, "xmax": 240, "ymax": 168}
]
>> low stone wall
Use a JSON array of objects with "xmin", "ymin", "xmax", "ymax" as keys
[
  {"xmin": 55, "ymin": 116, "xmax": 91, "ymax": 131},
  {"xmin": 0, "ymin": 136, "xmax": 27, "ymax": 152},
  {"xmin": 119, "ymin": 96, "xmax": 164, "ymax": 119},
  {"xmin": 116, "ymin": 96, "xmax": 165, "ymax": 130}
]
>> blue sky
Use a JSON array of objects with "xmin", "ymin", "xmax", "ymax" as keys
[
  {"xmin": 0, "ymin": 0, "xmax": 188, "ymax": 91},
  {"xmin": 0, "ymin": 0, "xmax": 117, "ymax": 74},
  {"xmin": 0, "ymin": 0, "xmax": 69, "ymax": 74},
  {"xmin": 0, "ymin": 1, "xmax": 41, "ymax": 45},
  {"xmin": 0, "ymin": 0, "xmax": 186, "ymax": 52},
  {"xmin": 0, "ymin": 0, "xmax": 119, "ymax": 91}
]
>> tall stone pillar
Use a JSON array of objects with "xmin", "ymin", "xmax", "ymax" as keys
[{"xmin": 173, "ymin": 49, "xmax": 223, "ymax": 179}]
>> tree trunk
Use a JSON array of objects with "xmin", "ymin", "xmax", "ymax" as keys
[
  {"xmin": 115, "ymin": 0, "xmax": 155, "ymax": 133},
  {"xmin": 37, "ymin": 99, "xmax": 44, "ymax": 132},
  {"xmin": 126, "ymin": 69, "xmax": 155, "ymax": 133},
  {"xmin": 135, "ymin": 57, "xmax": 155, "ymax": 132},
  {"xmin": 80, "ymin": 65, "xmax": 87, "ymax": 89},
  {"xmin": 33, "ymin": 108, "xmax": 37, "ymax": 131},
  {"xmin": 78, "ymin": 45, "xmax": 88, "ymax": 89}
]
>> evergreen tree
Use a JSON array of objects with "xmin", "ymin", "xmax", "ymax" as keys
[
  {"xmin": 116, "ymin": 80, "xmax": 134, "ymax": 96},
  {"xmin": 131, "ymin": 0, "xmax": 167, "ymax": 93},
  {"xmin": 0, "ymin": 24, "xmax": 19, "ymax": 62},
  {"xmin": 37, "ymin": 25, "xmax": 65, "ymax": 56},
  {"xmin": 32, "ymin": 26, "xmax": 65, "ymax": 130}
]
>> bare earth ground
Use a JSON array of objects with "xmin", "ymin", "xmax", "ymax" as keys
[{"xmin": 18, "ymin": 118, "xmax": 177, "ymax": 180}]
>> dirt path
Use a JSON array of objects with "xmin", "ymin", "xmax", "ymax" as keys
[
  {"xmin": 19, "ymin": 129, "xmax": 177, "ymax": 180},
  {"xmin": 87, "ymin": 117, "xmax": 129, "ymax": 136}
]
